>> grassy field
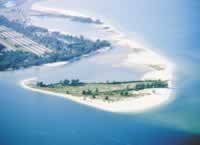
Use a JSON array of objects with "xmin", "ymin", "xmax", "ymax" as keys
[{"xmin": 30, "ymin": 80, "xmax": 168, "ymax": 101}]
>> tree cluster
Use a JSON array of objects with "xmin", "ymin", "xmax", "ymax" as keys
[{"xmin": 135, "ymin": 80, "xmax": 168, "ymax": 91}]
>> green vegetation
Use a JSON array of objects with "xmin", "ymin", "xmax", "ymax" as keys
[
  {"xmin": 37, "ymin": 79, "xmax": 84, "ymax": 87},
  {"xmin": 0, "ymin": 16, "xmax": 111, "ymax": 71},
  {"xmin": 0, "ymin": 51, "xmax": 40, "ymax": 70},
  {"xmin": 32, "ymin": 79, "xmax": 168, "ymax": 101}
]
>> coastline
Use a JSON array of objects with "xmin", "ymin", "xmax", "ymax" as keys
[
  {"xmin": 20, "ymin": 78, "xmax": 174, "ymax": 113},
  {"xmin": 18, "ymin": 2, "xmax": 176, "ymax": 113}
]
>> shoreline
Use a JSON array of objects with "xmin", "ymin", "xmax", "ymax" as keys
[
  {"xmin": 18, "ymin": 2, "xmax": 176, "ymax": 113},
  {"xmin": 42, "ymin": 61, "xmax": 69, "ymax": 67},
  {"xmin": 30, "ymin": 3, "xmax": 175, "ymax": 81},
  {"xmin": 20, "ymin": 78, "xmax": 174, "ymax": 113}
]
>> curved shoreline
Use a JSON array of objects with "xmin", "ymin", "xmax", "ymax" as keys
[
  {"xmin": 20, "ymin": 78, "xmax": 174, "ymax": 113},
  {"xmin": 18, "ymin": 2, "xmax": 176, "ymax": 113},
  {"xmin": 31, "ymin": 3, "xmax": 175, "ymax": 82}
]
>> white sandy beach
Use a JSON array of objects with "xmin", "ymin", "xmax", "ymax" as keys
[
  {"xmin": 30, "ymin": 3, "xmax": 175, "ymax": 81},
  {"xmin": 42, "ymin": 61, "xmax": 69, "ymax": 67}
]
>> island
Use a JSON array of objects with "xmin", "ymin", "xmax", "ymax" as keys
[
  {"xmin": 35, "ymin": 79, "xmax": 168, "ymax": 100},
  {"xmin": 21, "ymin": 78, "xmax": 172, "ymax": 113}
]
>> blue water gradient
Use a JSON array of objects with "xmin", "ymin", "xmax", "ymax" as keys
[{"xmin": 0, "ymin": 0, "xmax": 200, "ymax": 144}]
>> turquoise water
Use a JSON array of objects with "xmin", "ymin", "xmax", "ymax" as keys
[{"xmin": 1, "ymin": 0, "xmax": 200, "ymax": 144}]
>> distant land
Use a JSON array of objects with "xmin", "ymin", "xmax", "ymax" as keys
[{"xmin": 0, "ymin": 16, "xmax": 111, "ymax": 71}]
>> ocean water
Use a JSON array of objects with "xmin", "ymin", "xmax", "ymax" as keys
[
  {"xmin": 0, "ymin": 70, "xmax": 194, "ymax": 145},
  {"xmin": 0, "ymin": 0, "xmax": 200, "ymax": 145}
]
